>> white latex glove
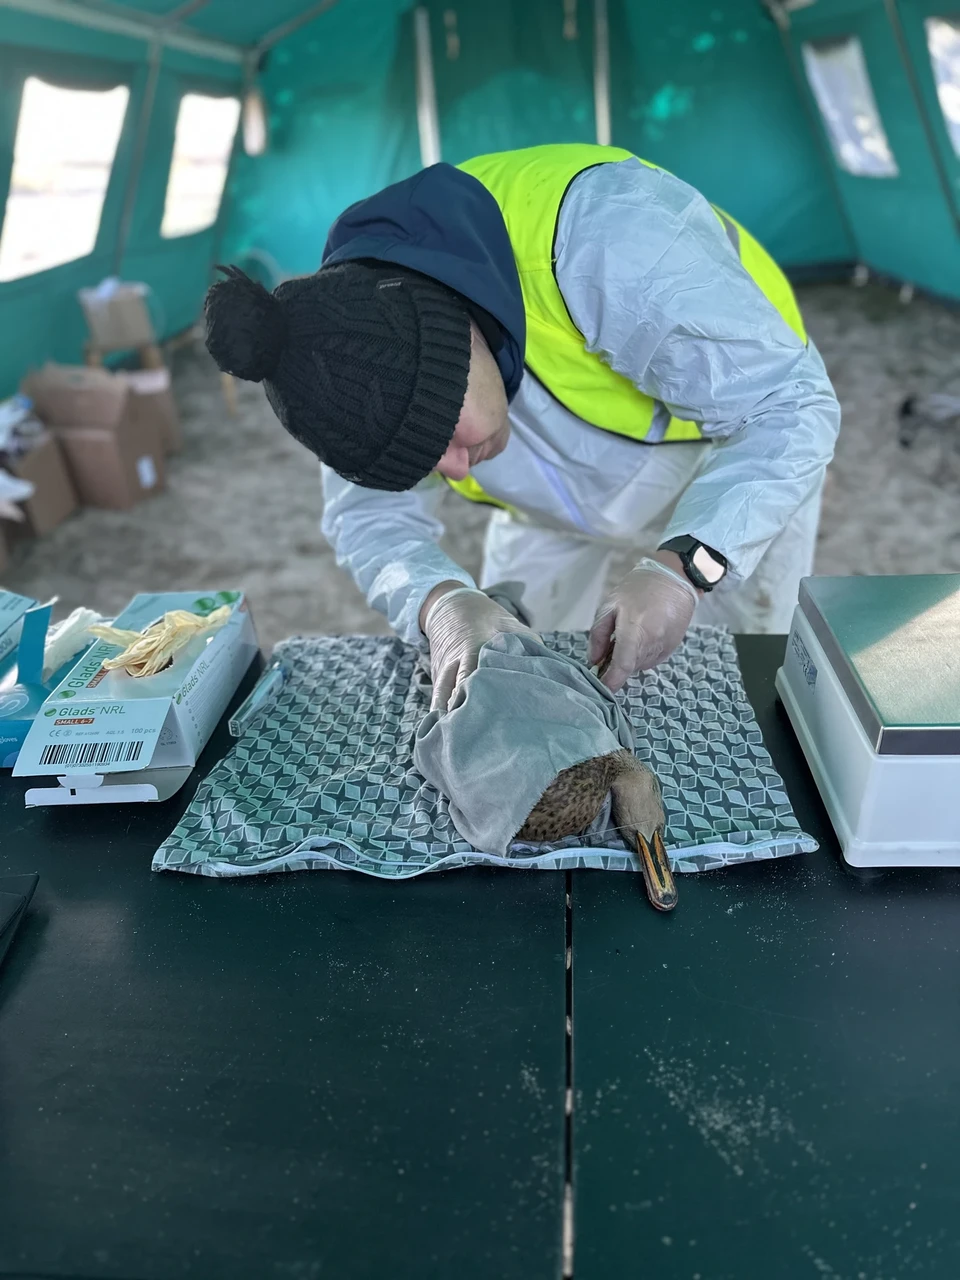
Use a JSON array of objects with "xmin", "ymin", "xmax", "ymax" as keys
[
  {"xmin": 588, "ymin": 556, "xmax": 700, "ymax": 692},
  {"xmin": 42, "ymin": 606, "xmax": 106, "ymax": 684},
  {"xmin": 423, "ymin": 586, "xmax": 538, "ymax": 713}
]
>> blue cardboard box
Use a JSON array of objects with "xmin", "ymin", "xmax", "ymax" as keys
[
  {"xmin": 0, "ymin": 589, "xmax": 37, "ymax": 679},
  {"xmin": 0, "ymin": 603, "xmax": 94, "ymax": 769},
  {"xmin": 0, "ymin": 602, "xmax": 53, "ymax": 768}
]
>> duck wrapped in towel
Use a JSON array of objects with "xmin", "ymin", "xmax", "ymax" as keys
[{"xmin": 413, "ymin": 631, "xmax": 676, "ymax": 909}]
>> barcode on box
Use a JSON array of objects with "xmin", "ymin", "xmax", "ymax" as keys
[{"xmin": 39, "ymin": 740, "xmax": 145, "ymax": 768}]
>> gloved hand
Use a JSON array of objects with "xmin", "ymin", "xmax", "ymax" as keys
[
  {"xmin": 588, "ymin": 556, "xmax": 700, "ymax": 693},
  {"xmin": 423, "ymin": 586, "xmax": 538, "ymax": 712}
]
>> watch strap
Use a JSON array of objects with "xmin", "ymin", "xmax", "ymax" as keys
[{"xmin": 659, "ymin": 536, "xmax": 727, "ymax": 593}]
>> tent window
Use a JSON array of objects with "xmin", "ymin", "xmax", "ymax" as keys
[
  {"xmin": 802, "ymin": 37, "xmax": 898, "ymax": 177},
  {"xmin": 926, "ymin": 18, "xmax": 960, "ymax": 157},
  {"xmin": 0, "ymin": 78, "xmax": 129, "ymax": 283},
  {"xmin": 161, "ymin": 93, "xmax": 241, "ymax": 239}
]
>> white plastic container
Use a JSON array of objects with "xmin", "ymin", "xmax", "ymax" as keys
[{"xmin": 776, "ymin": 575, "xmax": 960, "ymax": 868}]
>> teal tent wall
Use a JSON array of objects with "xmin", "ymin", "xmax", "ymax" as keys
[
  {"xmin": 221, "ymin": 1, "xmax": 420, "ymax": 279},
  {"xmin": 0, "ymin": 8, "xmax": 241, "ymax": 397},
  {"xmin": 606, "ymin": 0, "xmax": 855, "ymax": 266},
  {"xmin": 788, "ymin": 0, "xmax": 960, "ymax": 298},
  {"xmin": 225, "ymin": 0, "xmax": 856, "ymax": 275},
  {"xmin": 414, "ymin": 0, "xmax": 853, "ymax": 267},
  {"xmin": 424, "ymin": 0, "xmax": 597, "ymax": 155},
  {"xmin": 2, "ymin": 0, "xmax": 959, "ymax": 400}
]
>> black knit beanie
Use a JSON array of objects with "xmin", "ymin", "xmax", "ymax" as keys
[{"xmin": 203, "ymin": 260, "xmax": 473, "ymax": 491}]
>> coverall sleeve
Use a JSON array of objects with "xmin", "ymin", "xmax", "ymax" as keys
[
  {"xmin": 320, "ymin": 465, "xmax": 476, "ymax": 645},
  {"xmin": 553, "ymin": 158, "xmax": 841, "ymax": 580}
]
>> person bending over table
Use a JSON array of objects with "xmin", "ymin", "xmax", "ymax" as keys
[{"xmin": 204, "ymin": 143, "xmax": 840, "ymax": 712}]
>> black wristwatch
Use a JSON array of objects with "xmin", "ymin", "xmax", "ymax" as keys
[{"xmin": 658, "ymin": 536, "xmax": 728, "ymax": 593}]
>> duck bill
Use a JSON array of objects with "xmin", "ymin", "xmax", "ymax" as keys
[{"xmin": 636, "ymin": 829, "xmax": 677, "ymax": 912}]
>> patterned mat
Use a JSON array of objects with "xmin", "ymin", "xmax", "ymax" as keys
[{"xmin": 153, "ymin": 627, "xmax": 817, "ymax": 878}]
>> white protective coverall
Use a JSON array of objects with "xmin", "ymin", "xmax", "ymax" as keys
[{"xmin": 321, "ymin": 159, "xmax": 841, "ymax": 643}]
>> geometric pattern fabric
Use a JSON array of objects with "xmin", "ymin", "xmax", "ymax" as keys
[{"xmin": 152, "ymin": 627, "xmax": 817, "ymax": 879}]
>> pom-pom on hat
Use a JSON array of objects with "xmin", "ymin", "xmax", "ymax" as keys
[{"xmin": 203, "ymin": 260, "xmax": 472, "ymax": 491}]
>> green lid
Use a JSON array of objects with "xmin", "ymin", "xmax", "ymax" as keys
[{"xmin": 798, "ymin": 575, "xmax": 960, "ymax": 756}]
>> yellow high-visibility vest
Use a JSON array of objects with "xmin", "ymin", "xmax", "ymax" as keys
[{"xmin": 444, "ymin": 143, "xmax": 805, "ymax": 509}]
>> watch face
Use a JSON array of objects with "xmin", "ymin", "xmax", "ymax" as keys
[{"xmin": 691, "ymin": 545, "xmax": 726, "ymax": 584}]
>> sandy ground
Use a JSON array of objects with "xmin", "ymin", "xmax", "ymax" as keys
[{"xmin": 3, "ymin": 281, "xmax": 959, "ymax": 654}]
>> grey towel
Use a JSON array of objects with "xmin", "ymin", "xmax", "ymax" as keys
[{"xmin": 413, "ymin": 631, "xmax": 634, "ymax": 855}]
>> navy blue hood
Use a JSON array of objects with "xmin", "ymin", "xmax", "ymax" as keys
[{"xmin": 322, "ymin": 164, "xmax": 525, "ymax": 401}]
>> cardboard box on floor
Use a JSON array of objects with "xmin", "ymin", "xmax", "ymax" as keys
[
  {"xmin": 22, "ymin": 363, "xmax": 169, "ymax": 510},
  {"xmin": 3, "ymin": 431, "xmax": 78, "ymax": 535},
  {"xmin": 14, "ymin": 591, "xmax": 259, "ymax": 805},
  {"xmin": 22, "ymin": 363, "xmax": 123, "ymax": 428},
  {"xmin": 55, "ymin": 420, "xmax": 164, "ymax": 511},
  {"xmin": 22, "ymin": 360, "xmax": 182, "ymax": 456},
  {"xmin": 78, "ymin": 281, "xmax": 156, "ymax": 351},
  {"xmin": 122, "ymin": 368, "xmax": 182, "ymax": 454}
]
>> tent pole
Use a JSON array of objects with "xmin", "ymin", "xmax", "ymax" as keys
[
  {"xmin": 883, "ymin": 0, "xmax": 960, "ymax": 233},
  {"xmin": 112, "ymin": 37, "xmax": 163, "ymax": 279},
  {"xmin": 594, "ymin": 0, "xmax": 612, "ymax": 146},
  {"xmin": 413, "ymin": 6, "xmax": 441, "ymax": 167},
  {"xmin": 166, "ymin": 0, "xmax": 211, "ymax": 20},
  {"xmin": 0, "ymin": 0, "xmax": 244, "ymax": 63}
]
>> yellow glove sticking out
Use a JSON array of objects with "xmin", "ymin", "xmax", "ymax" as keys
[{"xmin": 87, "ymin": 605, "xmax": 232, "ymax": 679}]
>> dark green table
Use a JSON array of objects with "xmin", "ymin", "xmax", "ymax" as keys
[
  {"xmin": 0, "ymin": 664, "xmax": 568, "ymax": 1280},
  {"xmin": 573, "ymin": 636, "xmax": 960, "ymax": 1280},
  {"xmin": 4, "ymin": 638, "xmax": 957, "ymax": 1280}
]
